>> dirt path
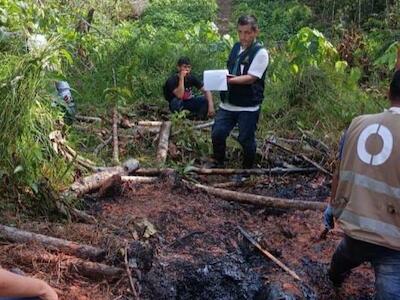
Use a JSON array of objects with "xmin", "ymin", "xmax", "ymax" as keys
[{"xmin": 216, "ymin": 0, "xmax": 233, "ymax": 34}]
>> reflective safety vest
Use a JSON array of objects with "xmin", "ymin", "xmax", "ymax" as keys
[{"xmin": 333, "ymin": 110, "xmax": 400, "ymax": 251}]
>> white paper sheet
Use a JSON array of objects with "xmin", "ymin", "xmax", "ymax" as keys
[{"xmin": 203, "ymin": 69, "xmax": 229, "ymax": 91}]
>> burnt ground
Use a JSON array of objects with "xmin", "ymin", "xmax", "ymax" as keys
[{"xmin": 0, "ymin": 172, "xmax": 375, "ymax": 299}]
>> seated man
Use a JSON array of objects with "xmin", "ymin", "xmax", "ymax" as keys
[{"xmin": 163, "ymin": 57, "xmax": 214, "ymax": 120}]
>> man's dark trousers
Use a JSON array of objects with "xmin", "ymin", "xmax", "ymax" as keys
[
  {"xmin": 169, "ymin": 96, "xmax": 208, "ymax": 120},
  {"xmin": 330, "ymin": 234, "xmax": 400, "ymax": 299},
  {"xmin": 212, "ymin": 108, "xmax": 260, "ymax": 168}
]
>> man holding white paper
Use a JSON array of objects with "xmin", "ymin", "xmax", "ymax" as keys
[{"xmin": 210, "ymin": 15, "xmax": 269, "ymax": 169}]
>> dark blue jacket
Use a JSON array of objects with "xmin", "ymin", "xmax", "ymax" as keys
[{"xmin": 221, "ymin": 42, "xmax": 267, "ymax": 107}]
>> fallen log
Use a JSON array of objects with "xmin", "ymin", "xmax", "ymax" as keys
[
  {"xmin": 132, "ymin": 168, "xmax": 176, "ymax": 176},
  {"xmin": 112, "ymin": 106, "xmax": 120, "ymax": 164},
  {"xmin": 185, "ymin": 166, "xmax": 318, "ymax": 176},
  {"xmin": 13, "ymin": 249, "xmax": 123, "ymax": 281},
  {"xmin": 136, "ymin": 125, "xmax": 161, "ymax": 133},
  {"xmin": 75, "ymin": 115, "xmax": 102, "ymax": 123},
  {"xmin": 121, "ymin": 176, "xmax": 159, "ymax": 183},
  {"xmin": 0, "ymin": 225, "xmax": 105, "ymax": 261},
  {"xmin": 189, "ymin": 183, "xmax": 327, "ymax": 211},
  {"xmin": 238, "ymin": 226, "xmax": 301, "ymax": 281},
  {"xmin": 68, "ymin": 159, "xmax": 139, "ymax": 197},
  {"xmin": 138, "ymin": 121, "xmax": 163, "ymax": 126},
  {"xmin": 156, "ymin": 121, "xmax": 172, "ymax": 164}
]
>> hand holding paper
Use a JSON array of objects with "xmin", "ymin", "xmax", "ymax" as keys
[{"xmin": 203, "ymin": 69, "xmax": 229, "ymax": 91}]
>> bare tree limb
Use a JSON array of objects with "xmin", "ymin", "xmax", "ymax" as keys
[
  {"xmin": 185, "ymin": 166, "xmax": 318, "ymax": 176},
  {"xmin": 238, "ymin": 226, "xmax": 301, "ymax": 281},
  {"xmin": 188, "ymin": 182, "xmax": 327, "ymax": 211}
]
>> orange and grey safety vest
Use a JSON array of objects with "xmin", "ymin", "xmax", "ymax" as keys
[{"xmin": 333, "ymin": 109, "xmax": 400, "ymax": 251}]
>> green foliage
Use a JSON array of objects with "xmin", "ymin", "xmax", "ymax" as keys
[
  {"xmin": 0, "ymin": 36, "xmax": 72, "ymax": 203},
  {"xmin": 288, "ymin": 27, "xmax": 339, "ymax": 70},
  {"xmin": 171, "ymin": 112, "xmax": 211, "ymax": 164},
  {"xmin": 142, "ymin": 0, "xmax": 217, "ymax": 30},
  {"xmin": 233, "ymin": 0, "xmax": 313, "ymax": 43},
  {"xmin": 374, "ymin": 41, "xmax": 399, "ymax": 70}
]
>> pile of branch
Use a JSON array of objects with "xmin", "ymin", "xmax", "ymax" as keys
[{"xmin": 49, "ymin": 131, "xmax": 97, "ymax": 171}]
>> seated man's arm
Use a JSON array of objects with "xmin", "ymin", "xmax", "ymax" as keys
[
  {"xmin": 0, "ymin": 268, "xmax": 58, "ymax": 300},
  {"xmin": 172, "ymin": 70, "xmax": 187, "ymax": 99}
]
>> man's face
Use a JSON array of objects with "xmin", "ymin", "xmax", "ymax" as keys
[
  {"xmin": 177, "ymin": 64, "xmax": 192, "ymax": 76},
  {"xmin": 237, "ymin": 24, "xmax": 258, "ymax": 49}
]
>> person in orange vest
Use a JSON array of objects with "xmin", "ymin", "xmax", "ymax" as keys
[{"xmin": 324, "ymin": 44, "xmax": 400, "ymax": 299}]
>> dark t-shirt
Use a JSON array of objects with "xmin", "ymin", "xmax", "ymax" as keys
[{"xmin": 163, "ymin": 74, "xmax": 203, "ymax": 102}]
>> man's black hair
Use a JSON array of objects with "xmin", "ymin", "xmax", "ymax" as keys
[
  {"xmin": 390, "ymin": 70, "xmax": 400, "ymax": 101},
  {"xmin": 177, "ymin": 57, "xmax": 191, "ymax": 66},
  {"xmin": 237, "ymin": 15, "xmax": 258, "ymax": 31}
]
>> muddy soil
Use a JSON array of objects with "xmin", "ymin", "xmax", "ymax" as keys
[{"xmin": 0, "ymin": 173, "xmax": 374, "ymax": 299}]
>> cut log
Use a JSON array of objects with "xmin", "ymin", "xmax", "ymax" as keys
[
  {"xmin": 185, "ymin": 166, "xmax": 318, "ymax": 176},
  {"xmin": 189, "ymin": 183, "xmax": 327, "ymax": 211},
  {"xmin": 112, "ymin": 106, "xmax": 120, "ymax": 164},
  {"xmin": 136, "ymin": 125, "xmax": 161, "ymax": 133},
  {"xmin": 75, "ymin": 115, "xmax": 102, "ymax": 123},
  {"xmin": 238, "ymin": 226, "xmax": 301, "ymax": 281},
  {"xmin": 13, "ymin": 250, "xmax": 123, "ymax": 281},
  {"xmin": 138, "ymin": 121, "xmax": 163, "ymax": 126},
  {"xmin": 156, "ymin": 121, "xmax": 172, "ymax": 164},
  {"xmin": 68, "ymin": 159, "xmax": 139, "ymax": 197},
  {"xmin": 121, "ymin": 176, "xmax": 159, "ymax": 183},
  {"xmin": 0, "ymin": 225, "xmax": 105, "ymax": 261}
]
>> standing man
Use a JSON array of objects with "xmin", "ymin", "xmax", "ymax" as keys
[
  {"xmin": 163, "ymin": 57, "xmax": 214, "ymax": 120},
  {"xmin": 323, "ymin": 45, "xmax": 400, "ymax": 299},
  {"xmin": 211, "ymin": 15, "xmax": 269, "ymax": 169}
]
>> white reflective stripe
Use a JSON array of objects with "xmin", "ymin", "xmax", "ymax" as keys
[
  {"xmin": 340, "ymin": 170, "xmax": 400, "ymax": 199},
  {"xmin": 340, "ymin": 209, "xmax": 400, "ymax": 239}
]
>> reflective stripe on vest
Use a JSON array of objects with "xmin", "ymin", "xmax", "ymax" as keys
[
  {"xmin": 340, "ymin": 170, "xmax": 400, "ymax": 200},
  {"xmin": 339, "ymin": 209, "xmax": 400, "ymax": 239}
]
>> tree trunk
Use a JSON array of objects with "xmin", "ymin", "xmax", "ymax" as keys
[
  {"xmin": 67, "ymin": 159, "xmax": 139, "ymax": 197},
  {"xmin": 191, "ymin": 183, "xmax": 327, "ymax": 211},
  {"xmin": 0, "ymin": 225, "xmax": 106, "ymax": 261},
  {"xmin": 156, "ymin": 121, "xmax": 172, "ymax": 164}
]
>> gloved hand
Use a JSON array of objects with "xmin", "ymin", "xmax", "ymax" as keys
[{"xmin": 323, "ymin": 205, "xmax": 335, "ymax": 230}]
